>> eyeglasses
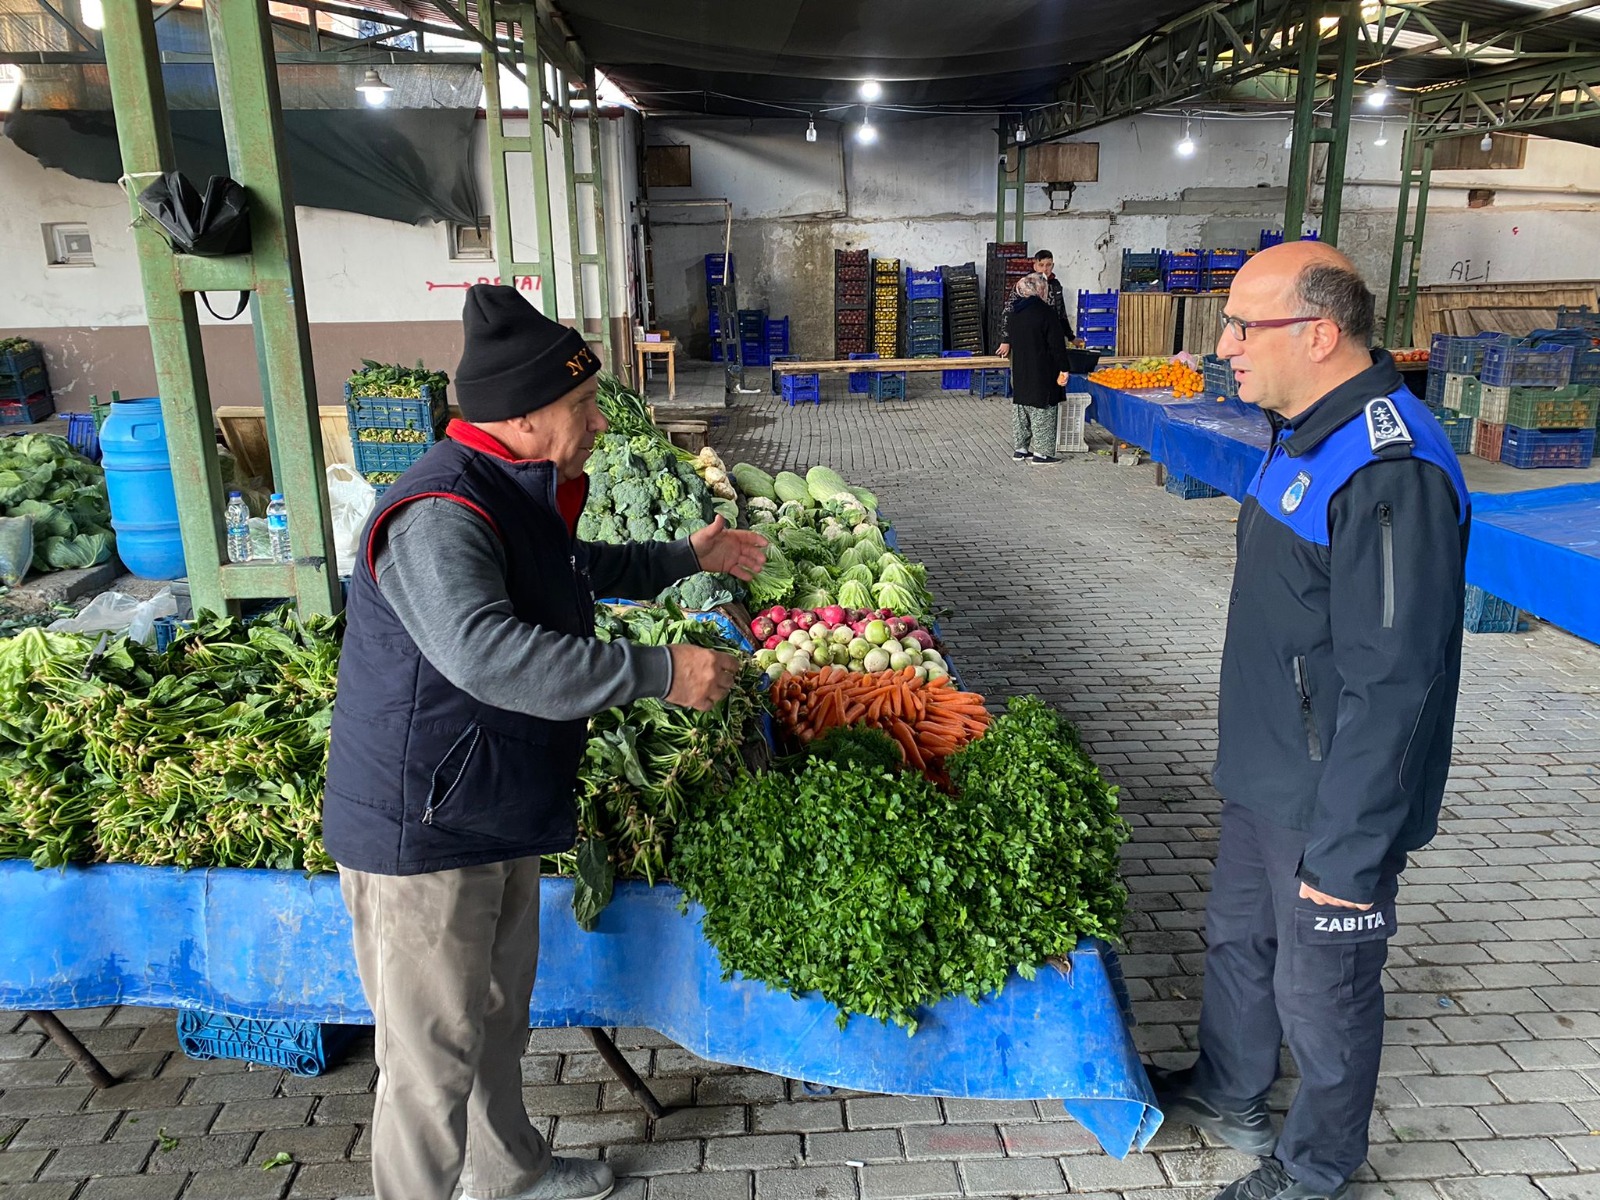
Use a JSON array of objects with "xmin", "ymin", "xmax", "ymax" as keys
[{"xmin": 1219, "ymin": 314, "xmax": 1321, "ymax": 340}]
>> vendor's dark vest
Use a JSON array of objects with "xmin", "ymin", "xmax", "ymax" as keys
[{"xmin": 322, "ymin": 440, "xmax": 595, "ymax": 875}]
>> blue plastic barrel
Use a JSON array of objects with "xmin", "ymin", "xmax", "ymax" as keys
[{"xmin": 99, "ymin": 397, "xmax": 186, "ymax": 579}]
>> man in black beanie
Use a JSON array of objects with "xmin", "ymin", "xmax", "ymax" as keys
[{"xmin": 324, "ymin": 285, "xmax": 767, "ymax": 1200}]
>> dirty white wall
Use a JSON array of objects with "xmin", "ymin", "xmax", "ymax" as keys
[{"xmin": 645, "ymin": 113, "xmax": 1600, "ymax": 356}]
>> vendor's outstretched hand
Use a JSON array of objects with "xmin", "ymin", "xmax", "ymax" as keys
[{"xmin": 690, "ymin": 515, "xmax": 768, "ymax": 581}]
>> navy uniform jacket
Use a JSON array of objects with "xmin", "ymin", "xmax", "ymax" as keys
[{"xmin": 1212, "ymin": 352, "xmax": 1471, "ymax": 904}]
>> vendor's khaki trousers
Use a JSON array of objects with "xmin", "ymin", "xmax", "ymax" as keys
[{"xmin": 340, "ymin": 858, "xmax": 551, "ymax": 1200}]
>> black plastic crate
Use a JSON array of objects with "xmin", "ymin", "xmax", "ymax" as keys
[
  {"xmin": 0, "ymin": 342, "xmax": 43, "ymax": 378},
  {"xmin": 0, "ymin": 392, "xmax": 54, "ymax": 425},
  {"xmin": 0, "ymin": 364, "xmax": 48, "ymax": 401}
]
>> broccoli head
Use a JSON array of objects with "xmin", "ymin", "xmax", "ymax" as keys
[
  {"xmin": 612, "ymin": 478, "xmax": 657, "ymax": 518},
  {"xmin": 626, "ymin": 514, "xmax": 659, "ymax": 542},
  {"xmin": 658, "ymin": 474, "xmax": 683, "ymax": 506}
]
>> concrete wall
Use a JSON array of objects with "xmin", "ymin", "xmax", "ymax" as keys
[
  {"xmin": 0, "ymin": 112, "xmax": 642, "ymax": 411},
  {"xmin": 644, "ymin": 113, "xmax": 1600, "ymax": 357}
]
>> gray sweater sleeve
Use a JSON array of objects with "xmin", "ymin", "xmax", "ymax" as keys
[
  {"xmin": 372, "ymin": 498, "xmax": 673, "ymax": 721},
  {"xmin": 583, "ymin": 536, "xmax": 702, "ymax": 601}
]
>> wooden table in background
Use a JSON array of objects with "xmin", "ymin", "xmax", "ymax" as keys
[{"xmin": 634, "ymin": 339, "xmax": 680, "ymax": 399}]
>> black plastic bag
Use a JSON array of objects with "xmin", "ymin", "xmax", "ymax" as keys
[{"xmin": 136, "ymin": 171, "xmax": 252, "ymax": 319}]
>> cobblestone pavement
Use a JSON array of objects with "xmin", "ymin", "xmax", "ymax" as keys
[{"xmin": 3, "ymin": 381, "xmax": 1598, "ymax": 1200}]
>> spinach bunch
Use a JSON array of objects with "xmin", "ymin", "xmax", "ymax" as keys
[
  {"xmin": 347, "ymin": 359, "xmax": 449, "ymax": 401},
  {"xmin": 673, "ymin": 696, "xmax": 1127, "ymax": 1032}
]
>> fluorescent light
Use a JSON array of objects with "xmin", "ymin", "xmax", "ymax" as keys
[
  {"xmin": 1374, "ymin": 119, "xmax": 1388, "ymax": 147},
  {"xmin": 356, "ymin": 68, "xmax": 393, "ymax": 107},
  {"xmin": 859, "ymin": 80, "xmax": 882, "ymax": 101},
  {"xmin": 857, "ymin": 116, "xmax": 877, "ymax": 144},
  {"xmin": 0, "ymin": 66, "xmax": 21, "ymax": 114},
  {"xmin": 806, "ymin": 118, "xmax": 817, "ymax": 143},
  {"xmin": 79, "ymin": 0, "xmax": 103, "ymax": 30},
  {"xmin": 1366, "ymin": 76, "xmax": 1389, "ymax": 108}
]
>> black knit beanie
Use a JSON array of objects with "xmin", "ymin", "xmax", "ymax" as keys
[{"xmin": 453, "ymin": 284, "xmax": 600, "ymax": 422}]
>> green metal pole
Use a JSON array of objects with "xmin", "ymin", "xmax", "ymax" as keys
[
  {"xmin": 205, "ymin": 0, "xmax": 338, "ymax": 616},
  {"xmin": 1014, "ymin": 142, "xmax": 1026, "ymax": 243},
  {"xmin": 100, "ymin": 0, "xmax": 232, "ymax": 617},
  {"xmin": 1383, "ymin": 122, "xmax": 1416, "ymax": 347},
  {"xmin": 481, "ymin": 0, "xmax": 517, "ymax": 288},
  {"xmin": 586, "ymin": 97, "xmax": 613, "ymax": 359},
  {"xmin": 519, "ymin": 6, "xmax": 558, "ymax": 316},
  {"xmin": 995, "ymin": 129, "xmax": 1007, "ymax": 244},
  {"xmin": 560, "ymin": 74, "xmax": 583, "ymax": 328},
  {"xmin": 1284, "ymin": 7, "xmax": 1321, "ymax": 238},
  {"xmin": 1319, "ymin": 3, "xmax": 1358, "ymax": 245},
  {"xmin": 1401, "ymin": 139, "xmax": 1434, "ymax": 349}
]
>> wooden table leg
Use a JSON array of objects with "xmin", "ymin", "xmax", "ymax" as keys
[
  {"xmin": 635, "ymin": 347, "xmax": 646, "ymax": 396},
  {"xmin": 667, "ymin": 351, "xmax": 676, "ymax": 399}
]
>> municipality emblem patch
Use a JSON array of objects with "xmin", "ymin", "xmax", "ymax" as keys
[{"xmin": 1280, "ymin": 470, "xmax": 1312, "ymax": 514}]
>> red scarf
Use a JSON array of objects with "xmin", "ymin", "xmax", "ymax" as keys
[{"xmin": 446, "ymin": 419, "xmax": 586, "ymax": 536}]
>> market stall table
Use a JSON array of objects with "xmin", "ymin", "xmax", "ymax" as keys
[
  {"xmin": 0, "ymin": 862, "xmax": 1161, "ymax": 1158},
  {"xmin": 1466, "ymin": 482, "xmax": 1600, "ymax": 646},
  {"xmin": 634, "ymin": 338, "xmax": 680, "ymax": 399}
]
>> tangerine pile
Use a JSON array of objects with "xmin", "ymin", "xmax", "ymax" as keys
[{"xmin": 1089, "ymin": 358, "xmax": 1206, "ymax": 398}]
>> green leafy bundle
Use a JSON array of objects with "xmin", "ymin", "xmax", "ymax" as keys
[
  {"xmin": 554, "ymin": 601, "xmax": 769, "ymax": 929},
  {"xmin": 673, "ymin": 696, "xmax": 1126, "ymax": 1032},
  {"xmin": 0, "ymin": 434, "xmax": 114, "ymax": 574},
  {"xmin": 347, "ymin": 359, "xmax": 449, "ymax": 401},
  {"xmin": 0, "ymin": 609, "xmax": 341, "ymax": 872}
]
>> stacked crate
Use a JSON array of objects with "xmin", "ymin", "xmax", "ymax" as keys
[
  {"xmin": 0, "ymin": 339, "xmax": 53, "ymax": 426},
  {"xmin": 347, "ymin": 382, "xmax": 451, "ymax": 495},
  {"xmin": 905, "ymin": 268, "xmax": 944, "ymax": 357},
  {"xmin": 1202, "ymin": 250, "xmax": 1248, "ymax": 293},
  {"xmin": 1202, "ymin": 355, "xmax": 1241, "ymax": 401},
  {"xmin": 738, "ymin": 310, "xmax": 770, "ymax": 367},
  {"xmin": 1076, "ymin": 290, "xmax": 1119, "ymax": 354},
  {"xmin": 1120, "ymin": 249, "xmax": 1163, "ymax": 293},
  {"xmin": 872, "ymin": 258, "xmax": 902, "ymax": 358},
  {"xmin": 1258, "ymin": 229, "xmax": 1285, "ymax": 251},
  {"xmin": 766, "ymin": 317, "xmax": 791, "ymax": 360},
  {"xmin": 1425, "ymin": 332, "xmax": 1498, "ymax": 412},
  {"xmin": 941, "ymin": 263, "xmax": 983, "ymax": 353},
  {"xmin": 1160, "ymin": 250, "xmax": 1202, "ymax": 293},
  {"xmin": 985, "ymin": 241, "xmax": 1028, "ymax": 351},
  {"xmin": 834, "ymin": 249, "xmax": 870, "ymax": 359},
  {"xmin": 705, "ymin": 254, "xmax": 732, "ymax": 362},
  {"xmin": 1439, "ymin": 333, "xmax": 1598, "ymax": 468}
]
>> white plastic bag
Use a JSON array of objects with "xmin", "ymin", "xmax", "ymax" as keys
[
  {"xmin": 48, "ymin": 586, "xmax": 179, "ymax": 646},
  {"xmin": 327, "ymin": 463, "xmax": 377, "ymax": 577},
  {"xmin": 0, "ymin": 516, "xmax": 34, "ymax": 587}
]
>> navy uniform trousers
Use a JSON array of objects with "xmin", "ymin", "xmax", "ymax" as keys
[{"xmin": 1189, "ymin": 802, "xmax": 1404, "ymax": 1193}]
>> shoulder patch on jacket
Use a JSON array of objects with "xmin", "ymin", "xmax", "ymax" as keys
[{"xmin": 1365, "ymin": 397, "xmax": 1413, "ymax": 454}]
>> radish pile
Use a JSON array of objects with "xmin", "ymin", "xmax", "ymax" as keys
[{"xmin": 749, "ymin": 605, "xmax": 949, "ymax": 680}]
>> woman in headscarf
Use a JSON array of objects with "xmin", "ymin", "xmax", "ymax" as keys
[{"xmin": 1007, "ymin": 272, "xmax": 1073, "ymax": 464}]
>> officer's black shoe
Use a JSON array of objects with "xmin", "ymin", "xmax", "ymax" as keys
[
  {"xmin": 1148, "ymin": 1067, "xmax": 1277, "ymax": 1157},
  {"xmin": 1213, "ymin": 1157, "xmax": 1350, "ymax": 1199}
]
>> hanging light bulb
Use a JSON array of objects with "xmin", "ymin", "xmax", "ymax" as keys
[
  {"xmin": 806, "ymin": 117, "xmax": 818, "ymax": 143},
  {"xmin": 1366, "ymin": 75, "xmax": 1390, "ymax": 108},
  {"xmin": 859, "ymin": 79, "xmax": 882, "ymax": 101},
  {"xmin": 1015, "ymin": 121, "xmax": 1027, "ymax": 144},
  {"xmin": 1374, "ymin": 118, "xmax": 1388, "ymax": 147},
  {"xmin": 79, "ymin": 0, "xmax": 104, "ymax": 29},
  {"xmin": 1176, "ymin": 115, "xmax": 1196, "ymax": 157},
  {"xmin": 1480, "ymin": 130, "xmax": 1494, "ymax": 152},
  {"xmin": 857, "ymin": 114, "xmax": 877, "ymax": 144},
  {"xmin": 356, "ymin": 68, "xmax": 393, "ymax": 107}
]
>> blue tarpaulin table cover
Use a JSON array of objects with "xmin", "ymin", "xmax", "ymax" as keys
[
  {"xmin": 1466, "ymin": 483, "xmax": 1600, "ymax": 646},
  {"xmin": 0, "ymin": 862, "xmax": 1161, "ymax": 1157}
]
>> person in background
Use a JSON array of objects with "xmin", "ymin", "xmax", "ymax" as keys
[
  {"xmin": 1150, "ymin": 241, "xmax": 1470, "ymax": 1200},
  {"xmin": 323, "ymin": 285, "xmax": 768, "ymax": 1200},
  {"xmin": 1006, "ymin": 272, "xmax": 1073, "ymax": 464},
  {"xmin": 997, "ymin": 248, "xmax": 1072, "ymax": 357}
]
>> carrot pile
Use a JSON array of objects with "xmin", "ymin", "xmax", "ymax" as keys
[
  {"xmin": 769, "ymin": 666, "xmax": 993, "ymax": 771},
  {"xmin": 1088, "ymin": 361, "xmax": 1204, "ymax": 398}
]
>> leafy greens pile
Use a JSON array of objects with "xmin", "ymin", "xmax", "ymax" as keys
[
  {"xmin": 0, "ymin": 434, "xmax": 115, "ymax": 574},
  {"xmin": 672, "ymin": 697, "xmax": 1127, "ymax": 1031},
  {"xmin": 347, "ymin": 359, "xmax": 449, "ymax": 401},
  {"xmin": 0, "ymin": 610, "xmax": 340, "ymax": 871}
]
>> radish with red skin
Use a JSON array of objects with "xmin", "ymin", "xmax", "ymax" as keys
[
  {"xmin": 819, "ymin": 605, "xmax": 847, "ymax": 627},
  {"xmin": 776, "ymin": 619, "xmax": 797, "ymax": 638},
  {"xmin": 763, "ymin": 606, "xmax": 789, "ymax": 625},
  {"xmin": 907, "ymin": 628, "xmax": 934, "ymax": 650},
  {"xmin": 763, "ymin": 634, "xmax": 785, "ymax": 651},
  {"xmin": 794, "ymin": 611, "xmax": 817, "ymax": 631},
  {"xmin": 751, "ymin": 616, "xmax": 776, "ymax": 640}
]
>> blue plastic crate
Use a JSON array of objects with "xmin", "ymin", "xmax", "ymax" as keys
[
  {"xmin": 352, "ymin": 440, "xmax": 430, "ymax": 475},
  {"xmin": 770, "ymin": 354, "xmax": 796, "ymax": 394},
  {"xmin": 1259, "ymin": 229, "xmax": 1284, "ymax": 250},
  {"xmin": 1568, "ymin": 347, "xmax": 1600, "ymax": 385},
  {"xmin": 1499, "ymin": 425, "xmax": 1595, "ymax": 469},
  {"xmin": 973, "ymin": 367, "xmax": 1011, "ymax": 398},
  {"xmin": 1077, "ymin": 289, "xmax": 1119, "ymax": 313},
  {"xmin": 1121, "ymin": 249, "xmax": 1163, "ymax": 291},
  {"xmin": 848, "ymin": 352, "xmax": 879, "ymax": 393},
  {"xmin": 1203, "ymin": 355, "xmax": 1241, "ymax": 400},
  {"xmin": 1436, "ymin": 411, "xmax": 1474, "ymax": 454},
  {"xmin": 780, "ymin": 373, "xmax": 821, "ymax": 407},
  {"xmin": 940, "ymin": 350, "xmax": 973, "ymax": 390},
  {"xmin": 152, "ymin": 614, "xmax": 185, "ymax": 653},
  {"xmin": 1556, "ymin": 307, "xmax": 1600, "ymax": 333},
  {"xmin": 1463, "ymin": 584, "xmax": 1519, "ymax": 634},
  {"xmin": 1425, "ymin": 367, "xmax": 1447, "ymax": 410},
  {"xmin": 1480, "ymin": 342, "xmax": 1573, "ymax": 389},
  {"xmin": 177, "ymin": 1010, "xmax": 357, "ymax": 1077},
  {"xmin": 1203, "ymin": 249, "xmax": 1248, "ymax": 270},
  {"xmin": 1429, "ymin": 331, "xmax": 1502, "ymax": 375},
  {"xmin": 1164, "ymin": 473, "xmax": 1225, "ymax": 500},
  {"xmin": 61, "ymin": 411, "xmax": 100, "ymax": 461},
  {"xmin": 344, "ymin": 383, "xmax": 448, "ymax": 444},
  {"xmin": 0, "ymin": 365, "xmax": 48, "ymax": 402},
  {"xmin": 766, "ymin": 317, "xmax": 790, "ymax": 354},
  {"xmin": 870, "ymin": 373, "xmax": 907, "ymax": 403},
  {"xmin": 907, "ymin": 297, "xmax": 942, "ymax": 319},
  {"xmin": 0, "ymin": 343, "xmax": 42, "ymax": 379},
  {"xmin": 905, "ymin": 268, "xmax": 943, "ymax": 299},
  {"xmin": 704, "ymin": 253, "xmax": 732, "ymax": 288}
]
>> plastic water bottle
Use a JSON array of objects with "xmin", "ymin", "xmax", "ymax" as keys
[
  {"xmin": 224, "ymin": 491, "xmax": 250, "ymax": 563},
  {"xmin": 266, "ymin": 493, "xmax": 292, "ymax": 563}
]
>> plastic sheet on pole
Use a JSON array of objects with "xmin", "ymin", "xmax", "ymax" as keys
[
  {"xmin": 1466, "ymin": 483, "xmax": 1600, "ymax": 645},
  {"xmin": 0, "ymin": 863, "xmax": 1160, "ymax": 1157}
]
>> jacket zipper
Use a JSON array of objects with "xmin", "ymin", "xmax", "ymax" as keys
[
  {"xmin": 423, "ymin": 726, "xmax": 481, "ymax": 825},
  {"xmin": 1293, "ymin": 656, "xmax": 1324, "ymax": 762},
  {"xmin": 1378, "ymin": 503, "xmax": 1396, "ymax": 629}
]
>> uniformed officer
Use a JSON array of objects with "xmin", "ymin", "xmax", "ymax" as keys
[{"xmin": 1150, "ymin": 242, "xmax": 1471, "ymax": 1200}]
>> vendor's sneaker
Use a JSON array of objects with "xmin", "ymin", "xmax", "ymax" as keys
[
  {"xmin": 1149, "ymin": 1066, "xmax": 1277, "ymax": 1156},
  {"xmin": 1030, "ymin": 454, "xmax": 1061, "ymax": 465},
  {"xmin": 1013, "ymin": 449, "xmax": 1030, "ymax": 460},
  {"xmin": 1212, "ymin": 1157, "xmax": 1349, "ymax": 1199},
  {"xmin": 464, "ymin": 1157, "xmax": 615, "ymax": 1200}
]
